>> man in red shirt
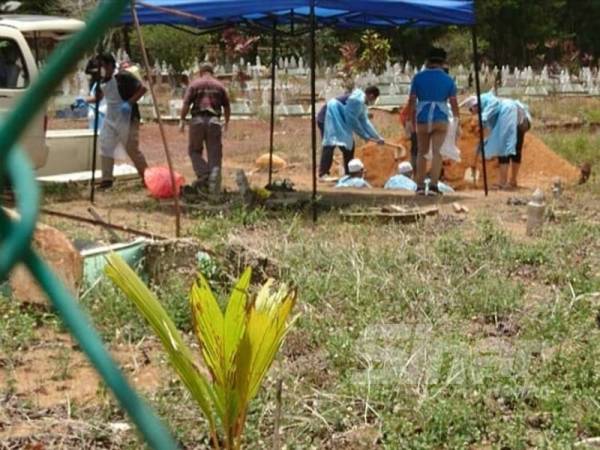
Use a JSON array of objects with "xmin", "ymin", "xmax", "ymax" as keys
[{"xmin": 180, "ymin": 63, "xmax": 231, "ymax": 188}]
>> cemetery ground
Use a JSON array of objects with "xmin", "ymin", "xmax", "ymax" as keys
[{"xmin": 2, "ymin": 98, "xmax": 600, "ymax": 449}]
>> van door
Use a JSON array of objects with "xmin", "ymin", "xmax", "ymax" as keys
[{"xmin": 0, "ymin": 26, "xmax": 44, "ymax": 168}]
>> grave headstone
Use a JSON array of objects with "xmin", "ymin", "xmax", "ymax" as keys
[
  {"xmin": 231, "ymin": 101, "xmax": 253, "ymax": 116},
  {"xmin": 376, "ymin": 94, "xmax": 408, "ymax": 107}
]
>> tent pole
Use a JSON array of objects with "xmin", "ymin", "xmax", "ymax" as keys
[
  {"xmin": 268, "ymin": 19, "xmax": 277, "ymax": 187},
  {"xmin": 471, "ymin": 25, "xmax": 488, "ymax": 196},
  {"xmin": 131, "ymin": 1, "xmax": 182, "ymax": 237},
  {"xmin": 89, "ymin": 86, "xmax": 100, "ymax": 204},
  {"xmin": 309, "ymin": 0, "xmax": 318, "ymax": 222}
]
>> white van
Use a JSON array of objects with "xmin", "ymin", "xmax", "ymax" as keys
[{"xmin": 0, "ymin": 15, "xmax": 84, "ymax": 169}]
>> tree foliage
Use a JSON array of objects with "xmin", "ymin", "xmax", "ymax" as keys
[
  {"xmin": 129, "ymin": 25, "xmax": 208, "ymax": 73},
  {"xmin": 16, "ymin": 0, "xmax": 600, "ymax": 70}
]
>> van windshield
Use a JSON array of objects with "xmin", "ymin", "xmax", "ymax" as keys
[
  {"xmin": 0, "ymin": 38, "xmax": 29, "ymax": 89},
  {"xmin": 26, "ymin": 34, "xmax": 66, "ymax": 68}
]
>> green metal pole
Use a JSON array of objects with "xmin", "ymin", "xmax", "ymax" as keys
[{"xmin": 0, "ymin": 1, "xmax": 180, "ymax": 448}]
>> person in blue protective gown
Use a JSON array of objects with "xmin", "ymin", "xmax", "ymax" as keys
[
  {"xmin": 319, "ymin": 86, "xmax": 385, "ymax": 181},
  {"xmin": 384, "ymin": 161, "xmax": 417, "ymax": 191},
  {"xmin": 462, "ymin": 92, "xmax": 531, "ymax": 189},
  {"xmin": 406, "ymin": 47, "xmax": 460, "ymax": 195},
  {"xmin": 384, "ymin": 161, "xmax": 454, "ymax": 194},
  {"xmin": 335, "ymin": 158, "xmax": 372, "ymax": 188}
]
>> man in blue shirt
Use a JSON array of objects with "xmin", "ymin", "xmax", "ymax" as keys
[
  {"xmin": 320, "ymin": 86, "xmax": 384, "ymax": 181},
  {"xmin": 407, "ymin": 48, "xmax": 460, "ymax": 195}
]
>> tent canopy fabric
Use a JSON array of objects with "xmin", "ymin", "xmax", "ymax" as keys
[{"xmin": 121, "ymin": 1, "xmax": 475, "ymax": 29}]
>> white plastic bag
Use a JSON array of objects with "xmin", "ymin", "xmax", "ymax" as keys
[{"xmin": 425, "ymin": 118, "xmax": 461, "ymax": 162}]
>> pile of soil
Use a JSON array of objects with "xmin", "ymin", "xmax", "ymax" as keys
[
  {"xmin": 355, "ymin": 144, "xmax": 398, "ymax": 187},
  {"xmin": 356, "ymin": 118, "xmax": 580, "ymax": 189}
]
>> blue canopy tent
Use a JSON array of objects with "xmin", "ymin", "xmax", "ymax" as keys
[{"xmin": 121, "ymin": 0, "xmax": 487, "ymax": 219}]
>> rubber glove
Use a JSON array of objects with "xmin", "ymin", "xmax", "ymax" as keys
[
  {"xmin": 120, "ymin": 101, "xmax": 132, "ymax": 114},
  {"xmin": 71, "ymin": 96, "xmax": 86, "ymax": 110}
]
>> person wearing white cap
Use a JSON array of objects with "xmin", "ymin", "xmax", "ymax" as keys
[
  {"xmin": 335, "ymin": 158, "xmax": 372, "ymax": 188},
  {"xmin": 462, "ymin": 92, "xmax": 531, "ymax": 189},
  {"xmin": 384, "ymin": 161, "xmax": 418, "ymax": 191},
  {"xmin": 384, "ymin": 161, "xmax": 455, "ymax": 193}
]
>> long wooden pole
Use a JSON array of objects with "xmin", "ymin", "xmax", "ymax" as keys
[
  {"xmin": 136, "ymin": 0, "xmax": 205, "ymax": 22},
  {"xmin": 267, "ymin": 19, "xmax": 277, "ymax": 187},
  {"xmin": 89, "ymin": 84, "xmax": 100, "ymax": 203},
  {"xmin": 131, "ymin": 1, "xmax": 181, "ymax": 237},
  {"xmin": 309, "ymin": 0, "xmax": 318, "ymax": 223},
  {"xmin": 471, "ymin": 26, "xmax": 489, "ymax": 196}
]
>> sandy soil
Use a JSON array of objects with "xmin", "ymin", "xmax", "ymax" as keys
[{"xmin": 50, "ymin": 109, "xmax": 580, "ymax": 194}]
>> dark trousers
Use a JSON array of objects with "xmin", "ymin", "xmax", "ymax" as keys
[
  {"xmin": 319, "ymin": 145, "xmax": 355, "ymax": 177},
  {"xmin": 498, "ymin": 120, "xmax": 529, "ymax": 165},
  {"xmin": 188, "ymin": 117, "xmax": 223, "ymax": 184},
  {"xmin": 409, "ymin": 132, "xmax": 418, "ymax": 173},
  {"xmin": 318, "ymin": 121, "xmax": 355, "ymax": 176}
]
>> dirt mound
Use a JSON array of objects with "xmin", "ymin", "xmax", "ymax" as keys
[
  {"xmin": 355, "ymin": 145, "xmax": 398, "ymax": 187},
  {"xmin": 356, "ymin": 118, "xmax": 580, "ymax": 189},
  {"xmin": 255, "ymin": 153, "xmax": 287, "ymax": 171}
]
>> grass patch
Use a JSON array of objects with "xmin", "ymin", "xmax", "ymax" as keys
[
  {"xmin": 538, "ymin": 128, "xmax": 600, "ymax": 166},
  {"xmin": 6, "ymin": 194, "xmax": 600, "ymax": 448}
]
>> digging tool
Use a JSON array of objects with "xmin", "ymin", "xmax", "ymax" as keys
[
  {"xmin": 371, "ymin": 140, "xmax": 407, "ymax": 160},
  {"xmin": 88, "ymin": 206, "xmax": 121, "ymax": 243}
]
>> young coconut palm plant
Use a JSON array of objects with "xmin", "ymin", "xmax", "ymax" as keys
[{"xmin": 105, "ymin": 254, "xmax": 297, "ymax": 450}]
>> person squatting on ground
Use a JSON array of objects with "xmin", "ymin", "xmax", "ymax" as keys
[
  {"xmin": 384, "ymin": 161, "xmax": 454, "ymax": 193},
  {"xmin": 180, "ymin": 63, "xmax": 231, "ymax": 189},
  {"xmin": 319, "ymin": 86, "xmax": 385, "ymax": 181},
  {"xmin": 335, "ymin": 158, "xmax": 372, "ymax": 188},
  {"xmin": 384, "ymin": 161, "xmax": 417, "ymax": 191},
  {"xmin": 407, "ymin": 47, "xmax": 460, "ymax": 195},
  {"xmin": 82, "ymin": 54, "xmax": 149, "ymax": 189},
  {"xmin": 462, "ymin": 92, "xmax": 531, "ymax": 189}
]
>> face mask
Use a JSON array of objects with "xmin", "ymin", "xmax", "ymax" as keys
[{"xmin": 100, "ymin": 67, "xmax": 107, "ymax": 79}]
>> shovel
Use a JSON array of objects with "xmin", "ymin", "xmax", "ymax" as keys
[{"xmin": 371, "ymin": 140, "xmax": 407, "ymax": 160}]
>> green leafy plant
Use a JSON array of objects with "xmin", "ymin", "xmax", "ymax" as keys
[
  {"xmin": 358, "ymin": 30, "xmax": 391, "ymax": 75},
  {"xmin": 129, "ymin": 25, "xmax": 209, "ymax": 73},
  {"xmin": 105, "ymin": 254, "xmax": 297, "ymax": 449},
  {"xmin": 338, "ymin": 31, "xmax": 391, "ymax": 81}
]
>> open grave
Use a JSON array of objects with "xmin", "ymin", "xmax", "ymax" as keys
[{"xmin": 355, "ymin": 117, "xmax": 581, "ymax": 190}]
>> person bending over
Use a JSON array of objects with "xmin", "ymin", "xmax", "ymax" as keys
[
  {"xmin": 320, "ymin": 86, "xmax": 384, "ymax": 181},
  {"xmin": 462, "ymin": 93, "xmax": 531, "ymax": 189}
]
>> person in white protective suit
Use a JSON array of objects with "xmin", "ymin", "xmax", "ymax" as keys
[
  {"xmin": 406, "ymin": 47, "xmax": 460, "ymax": 195},
  {"xmin": 335, "ymin": 158, "xmax": 372, "ymax": 189},
  {"xmin": 320, "ymin": 86, "xmax": 385, "ymax": 181},
  {"xmin": 384, "ymin": 161, "xmax": 455, "ymax": 193},
  {"xmin": 84, "ymin": 54, "xmax": 149, "ymax": 189},
  {"xmin": 462, "ymin": 92, "xmax": 531, "ymax": 189}
]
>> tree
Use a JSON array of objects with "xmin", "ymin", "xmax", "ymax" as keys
[
  {"xmin": 6, "ymin": 0, "xmax": 66, "ymax": 14},
  {"xmin": 129, "ymin": 25, "xmax": 209, "ymax": 73},
  {"xmin": 475, "ymin": 0, "xmax": 566, "ymax": 67}
]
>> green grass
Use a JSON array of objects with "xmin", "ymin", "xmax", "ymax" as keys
[
  {"xmin": 152, "ymin": 210, "xmax": 600, "ymax": 449},
  {"xmin": 538, "ymin": 128, "xmax": 600, "ymax": 166},
  {"xmin": 0, "ymin": 295, "xmax": 59, "ymax": 355},
  {"xmin": 5, "ymin": 167, "xmax": 600, "ymax": 448},
  {"xmin": 528, "ymin": 97, "xmax": 600, "ymax": 124}
]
